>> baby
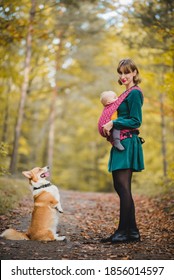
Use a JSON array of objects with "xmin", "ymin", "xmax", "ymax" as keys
[{"xmin": 98, "ymin": 90, "xmax": 125, "ymax": 151}]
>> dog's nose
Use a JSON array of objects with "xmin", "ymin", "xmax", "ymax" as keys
[{"xmin": 47, "ymin": 166, "xmax": 49, "ymax": 170}]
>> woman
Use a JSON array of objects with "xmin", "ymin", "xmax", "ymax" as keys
[{"xmin": 101, "ymin": 58, "xmax": 144, "ymax": 243}]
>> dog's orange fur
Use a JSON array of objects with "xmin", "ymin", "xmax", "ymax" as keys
[
  {"xmin": 1, "ymin": 166, "xmax": 65, "ymax": 241},
  {"xmin": 27, "ymin": 191, "xmax": 59, "ymax": 241}
]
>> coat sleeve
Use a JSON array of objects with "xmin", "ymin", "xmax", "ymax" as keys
[{"xmin": 112, "ymin": 89, "xmax": 143, "ymax": 130}]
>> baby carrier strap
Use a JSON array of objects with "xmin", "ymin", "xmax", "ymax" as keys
[{"xmin": 98, "ymin": 86, "xmax": 141, "ymax": 137}]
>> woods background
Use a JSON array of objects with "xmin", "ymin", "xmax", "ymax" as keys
[{"xmin": 0, "ymin": 0, "xmax": 173, "ymax": 197}]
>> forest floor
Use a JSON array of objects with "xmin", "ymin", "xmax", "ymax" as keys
[{"xmin": 0, "ymin": 190, "xmax": 174, "ymax": 260}]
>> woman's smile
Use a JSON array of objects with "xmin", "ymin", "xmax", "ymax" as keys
[
  {"xmin": 118, "ymin": 70, "xmax": 137, "ymax": 89},
  {"xmin": 121, "ymin": 78, "xmax": 127, "ymax": 83}
]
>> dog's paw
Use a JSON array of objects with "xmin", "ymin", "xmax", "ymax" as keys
[
  {"xmin": 55, "ymin": 205, "xmax": 63, "ymax": 213},
  {"xmin": 55, "ymin": 236, "xmax": 66, "ymax": 241}
]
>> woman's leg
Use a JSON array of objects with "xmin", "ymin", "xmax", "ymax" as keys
[
  {"xmin": 112, "ymin": 169, "xmax": 137, "ymax": 231},
  {"xmin": 101, "ymin": 168, "xmax": 139, "ymax": 243}
]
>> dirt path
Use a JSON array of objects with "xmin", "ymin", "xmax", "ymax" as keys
[{"xmin": 0, "ymin": 190, "xmax": 173, "ymax": 260}]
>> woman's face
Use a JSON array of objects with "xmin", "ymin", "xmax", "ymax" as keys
[{"xmin": 118, "ymin": 68, "xmax": 137, "ymax": 87}]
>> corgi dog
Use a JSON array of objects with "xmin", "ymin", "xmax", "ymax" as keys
[{"xmin": 1, "ymin": 166, "xmax": 65, "ymax": 241}]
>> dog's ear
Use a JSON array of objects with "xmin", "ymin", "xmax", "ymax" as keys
[
  {"xmin": 22, "ymin": 171, "xmax": 32, "ymax": 179},
  {"xmin": 30, "ymin": 171, "xmax": 38, "ymax": 182}
]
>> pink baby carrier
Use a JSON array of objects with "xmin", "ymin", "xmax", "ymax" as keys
[{"xmin": 98, "ymin": 86, "xmax": 141, "ymax": 142}]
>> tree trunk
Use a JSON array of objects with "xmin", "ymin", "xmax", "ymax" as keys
[
  {"xmin": 9, "ymin": 0, "xmax": 36, "ymax": 174},
  {"xmin": 47, "ymin": 32, "xmax": 63, "ymax": 178},
  {"xmin": 1, "ymin": 82, "xmax": 10, "ymax": 143},
  {"xmin": 47, "ymin": 87, "xmax": 57, "ymax": 177},
  {"xmin": 159, "ymin": 93, "xmax": 167, "ymax": 178}
]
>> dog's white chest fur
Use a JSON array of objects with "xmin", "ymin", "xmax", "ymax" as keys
[{"xmin": 1, "ymin": 166, "xmax": 65, "ymax": 241}]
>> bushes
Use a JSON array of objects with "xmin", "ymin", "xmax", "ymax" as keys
[
  {"xmin": 0, "ymin": 177, "xmax": 31, "ymax": 214},
  {"xmin": 0, "ymin": 142, "xmax": 9, "ymax": 176}
]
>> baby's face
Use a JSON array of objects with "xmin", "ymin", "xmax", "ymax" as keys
[
  {"xmin": 107, "ymin": 95, "xmax": 117, "ymax": 103},
  {"xmin": 102, "ymin": 92, "xmax": 117, "ymax": 106}
]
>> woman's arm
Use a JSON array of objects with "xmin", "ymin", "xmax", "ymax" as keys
[
  {"xmin": 102, "ymin": 120, "xmax": 113, "ymax": 136},
  {"xmin": 113, "ymin": 90, "xmax": 143, "ymax": 130}
]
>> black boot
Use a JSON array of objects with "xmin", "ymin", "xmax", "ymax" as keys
[
  {"xmin": 111, "ymin": 230, "xmax": 129, "ymax": 243},
  {"xmin": 129, "ymin": 228, "xmax": 141, "ymax": 242},
  {"xmin": 100, "ymin": 233, "xmax": 114, "ymax": 243}
]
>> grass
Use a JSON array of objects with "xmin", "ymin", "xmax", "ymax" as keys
[
  {"xmin": 132, "ymin": 171, "xmax": 168, "ymax": 197},
  {"xmin": 0, "ymin": 176, "xmax": 31, "ymax": 214}
]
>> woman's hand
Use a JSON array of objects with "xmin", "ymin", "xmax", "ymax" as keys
[{"xmin": 102, "ymin": 120, "xmax": 113, "ymax": 136}]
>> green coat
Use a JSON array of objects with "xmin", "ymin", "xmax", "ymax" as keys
[{"xmin": 108, "ymin": 88, "xmax": 144, "ymax": 172}]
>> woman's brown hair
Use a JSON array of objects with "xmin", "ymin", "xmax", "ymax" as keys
[{"xmin": 117, "ymin": 58, "xmax": 141, "ymax": 85}]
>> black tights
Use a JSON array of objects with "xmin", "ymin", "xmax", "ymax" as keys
[{"xmin": 112, "ymin": 169, "xmax": 137, "ymax": 231}]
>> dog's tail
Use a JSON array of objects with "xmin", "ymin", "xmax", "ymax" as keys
[{"xmin": 0, "ymin": 228, "xmax": 29, "ymax": 240}]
